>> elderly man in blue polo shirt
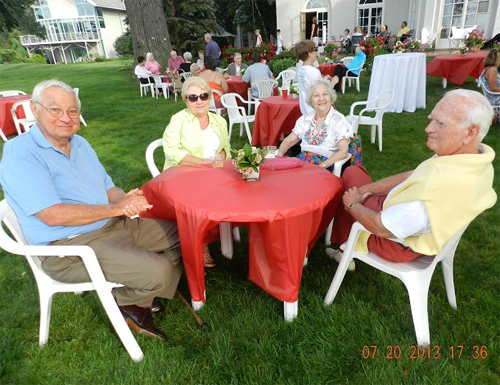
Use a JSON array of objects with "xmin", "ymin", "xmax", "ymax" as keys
[{"xmin": 0, "ymin": 79, "xmax": 183, "ymax": 341}]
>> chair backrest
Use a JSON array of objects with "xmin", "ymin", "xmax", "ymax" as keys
[
  {"xmin": 374, "ymin": 88, "xmax": 394, "ymax": 116},
  {"xmin": 11, "ymin": 100, "xmax": 36, "ymax": 133},
  {"xmin": 221, "ymin": 93, "xmax": 246, "ymax": 121},
  {"xmin": 351, "ymin": 35, "xmax": 364, "ymax": 47},
  {"xmin": 180, "ymin": 72, "xmax": 192, "ymax": 81},
  {"xmin": 209, "ymin": 89, "xmax": 223, "ymax": 115},
  {"xmin": 478, "ymin": 78, "xmax": 500, "ymax": 109},
  {"xmin": 276, "ymin": 69, "xmax": 296, "ymax": 89},
  {"xmin": 145, "ymin": 139, "xmax": 163, "ymax": 178},
  {"xmin": 253, "ymin": 79, "xmax": 277, "ymax": 99},
  {"xmin": 450, "ymin": 25, "xmax": 476, "ymax": 39},
  {"xmin": 0, "ymin": 90, "xmax": 27, "ymax": 97},
  {"xmin": 421, "ymin": 27, "xmax": 430, "ymax": 44},
  {"xmin": 340, "ymin": 56, "xmax": 353, "ymax": 66}
]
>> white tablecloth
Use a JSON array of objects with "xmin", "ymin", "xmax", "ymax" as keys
[{"xmin": 367, "ymin": 52, "xmax": 426, "ymax": 113}]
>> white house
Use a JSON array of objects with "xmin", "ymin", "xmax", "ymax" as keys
[
  {"xmin": 276, "ymin": 0, "xmax": 500, "ymax": 50},
  {"xmin": 20, "ymin": 0, "xmax": 127, "ymax": 64}
]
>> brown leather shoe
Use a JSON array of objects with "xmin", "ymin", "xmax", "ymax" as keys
[
  {"xmin": 119, "ymin": 305, "xmax": 166, "ymax": 341},
  {"xmin": 149, "ymin": 299, "xmax": 163, "ymax": 313}
]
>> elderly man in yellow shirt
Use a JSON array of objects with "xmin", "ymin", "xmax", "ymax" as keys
[
  {"xmin": 396, "ymin": 21, "xmax": 411, "ymax": 38},
  {"xmin": 328, "ymin": 89, "xmax": 497, "ymax": 269}
]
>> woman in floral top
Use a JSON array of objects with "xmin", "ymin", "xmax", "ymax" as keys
[{"xmin": 277, "ymin": 78, "xmax": 353, "ymax": 171}]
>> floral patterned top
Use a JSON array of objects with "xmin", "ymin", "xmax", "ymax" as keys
[
  {"xmin": 292, "ymin": 107, "xmax": 353, "ymax": 158},
  {"xmin": 479, "ymin": 67, "xmax": 500, "ymax": 106}
]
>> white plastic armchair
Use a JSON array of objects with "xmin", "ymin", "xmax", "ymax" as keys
[
  {"xmin": 478, "ymin": 77, "xmax": 500, "ymax": 115},
  {"xmin": 248, "ymin": 78, "xmax": 277, "ymax": 114},
  {"xmin": 448, "ymin": 25, "xmax": 476, "ymax": 53},
  {"xmin": 344, "ymin": 88, "xmax": 394, "ymax": 151},
  {"xmin": 152, "ymin": 75, "xmax": 170, "ymax": 100},
  {"xmin": 144, "ymin": 140, "xmax": 241, "ymax": 258},
  {"xmin": 0, "ymin": 200, "xmax": 144, "ymax": 361},
  {"xmin": 339, "ymin": 56, "xmax": 354, "ymax": 67},
  {"xmin": 324, "ymin": 221, "xmax": 469, "ymax": 346},
  {"xmin": 276, "ymin": 69, "xmax": 296, "ymax": 95},
  {"xmin": 180, "ymin": 71, "xmax": 192, "ymax": 81},
  {"xmin": 341, "ymin": 60, "xmax": 365, "ymax": 94},
  {"xmin": 73, "ymin": 88, "xmax": 87, "ymax": 126},
  {"xmin": 221, "ymin": 92, "xmax": 259, "ymax": 143},
  {"xmin": 209, "ymin": 89, "xmax": 225, "ymax": 115},
  {"xmin": 11, "ymin": 99, "xmax": 36, "ymax": 135},
  {"xmin": 138, "ymin": 77, "xmax": 155, "ymax": 98},
  {"xmin": 0, "ymin": 90, "xmax": 27, "ymax": 97}
]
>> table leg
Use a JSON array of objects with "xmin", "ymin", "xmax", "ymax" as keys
[
  {"xmin": 219, "ymin": 222, "xmax": 233, "ymax": 259},
  {"xmin": 284, "ymin": 300, "xmax": 298, "ymax": 322},
  {"xmin": 442, "ymin": 78, "xmax": 447, "ymax": 88},
  {"xmin": 192, "ymin": 300, "xmax": 204, "ymax": 311}
]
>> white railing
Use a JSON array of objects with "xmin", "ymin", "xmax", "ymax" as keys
[{"xmin": 20, "ymin": 32, "xmax": 99, "ymax": 45}]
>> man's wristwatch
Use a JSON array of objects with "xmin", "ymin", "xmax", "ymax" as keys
[{"xmin": 347, "ymin": 202, "xmax": 357, "ymax": 210}]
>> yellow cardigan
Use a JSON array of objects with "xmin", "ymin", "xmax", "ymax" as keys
[
  {"xmin": 357, "ymin": 144, "xmax": 497, "ymax": 255},
  {"xmin": 163, "ymin": 109, "xmax": 231, "ymax": 170}
]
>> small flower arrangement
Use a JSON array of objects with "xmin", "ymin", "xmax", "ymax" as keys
[
  {"xmin": 393, "ymin": 41, "xmax": 405, "ymax": 53},
  {"xmin": 324, "ymin": 41, "xmax": 339, "ymax": 55},
  {"xmin": 402, "ymin": 38, "xmax": 423, "ymax": 52},
  {"xmin": 231, "ymin": 143, "xmax": 266, "ymax": 180},
  {"xmin": 289, "ymin": 84, "xmax": 298, "ymax": 95},
  {"xmin": 463, "ymin": 29, "xmax": 486, "ymax": 47},
  {"xmin": 360, "ymin": 36, "xmax": 385, "ymax": 49}
]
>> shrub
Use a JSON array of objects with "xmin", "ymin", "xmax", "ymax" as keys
[
  {"xmin": 0, "ymin": 49, "xmax": 17, "ymax": 62},
  {"xmin": 271, "ymin": 58, "xmax": 296, "ymax": 77},
  {"xmin": 114, "ymin": 32, "xmax": 133, "ymax": 57},
  {"xmin": 30, "ymin": 54, "xmax": 47, "ymax": 64}
]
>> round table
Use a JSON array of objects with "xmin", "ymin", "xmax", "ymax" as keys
[
  {"xmin": 140, "ymin": 161, "xmax": 342, "ymax": 320},
  {"xmin": 319, "ymin": 64, "xmax": 338, "ymax": 77},
  {"xmin": 227, "ymin": 75, "xmax": 250, "ymax": 101},
  {"xmin": 251, "ymin": 96, "xmax": 302, "ymax": 147},
  {"xmin": 426, "ymin": 51, "xmax": 487, "ymax": 87}
]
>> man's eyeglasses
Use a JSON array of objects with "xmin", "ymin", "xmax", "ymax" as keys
[
  {"xmin": 36, "ymin": 102, "xmax": 80, "ymax": 119},
  {"xmin": 187, "ymin": 93, "xmax": 210, "ymax": 102},
  {"xmin": 313, "ymin": 47, "xmax": 319, "ymax": 52}
]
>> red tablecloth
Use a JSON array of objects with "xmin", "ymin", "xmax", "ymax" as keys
[
  {"xmin": 426, "ymin": 51, "xmax": 487, "ymax": 85},
  {"xmin": 0, "ymin": 94, "xmax": 31, "ymax": 137},
  {"xmin": 140, "ymin": 161, "xmax": 342, "ymax": 305},
  {"xmin": 251, "ymin": 96, "xmax": 302, "ymax": 147},
  {"xmin": 227, "ymin": 75, "xmax": 250, "ymax": 100},
  {"xmin": 319, "ymin": 64, "xmax": 338, "ymax": 77}
]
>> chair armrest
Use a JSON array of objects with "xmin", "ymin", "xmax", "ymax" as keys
[{"xmin": 348, "ymin": 100, "xmax": 369, "ymax": 115}]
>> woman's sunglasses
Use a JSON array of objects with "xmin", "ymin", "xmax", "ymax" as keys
[{"xmin": 187, "ymin": 93, "xmax": 210, "ymax": 102}]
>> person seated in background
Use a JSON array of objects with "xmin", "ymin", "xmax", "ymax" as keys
[
  {"xmin": 226, "ymin": 53, "xmax": 248, "ymax": 76},
  {"xmin": 295, "ymin": 40, "xmax": 337, "ymax": 115},
  {"xmin": 331, "ymin": 46, "xmax": 366, "ymax": 92},
  {"xmin": 167, "ymin": 50, "xmax": 185, "ymax": 70},
  {"xmin": 145, "ymin": 52, "xmax": 161, "ymax": 75},
  {"xmin": 162, "ymin": 77, "xmax": 231, "ymax": 267},
  {"xmin": 341, "ymin": 29, "xmax": 351, "ymax": 52},
  {"xmin": 479, "ymin": 48, "xmax": 500, "ymax": 107},
  {"xmin": 190, "ymin": 62, "xmax": 201, "ymax": 76},
  {"xmin": 277, "ymin": 78, "xmax": 353, "ymax": 172},
  {"xmin": 328, "ymin": 89, "xmax": 496, "ymax": 271},
  {"xmin": 242, "ymin": 52, "xmax": 273, "ymax": 98},
  {"xmin": 396, "ymin": 21, "xmax": 411, "ymax": 39},
  {"xmin": 197, "ymin": 50, "xmax": 205, "ymax": 70},
  {"xmin": 198, "ymin": 56, "xmax": 228, "ymax": 108},
  {"xmin": 180, "ymin": 52, "xmax": 193, "ymax": 73},
  {"xmin": 378, "ymin": 25, "xmax": 390, "ymax": 45},
  {"xmin": 135, "ymin": 55, "xmax": 160, "ymax": 94},
  {"xmin": 0, "ymin": 79, "xmax": 183, "ymax": 341},
  {"xmin": 350, "ymin": 27, "xmax": 364, "ymax": 53}
]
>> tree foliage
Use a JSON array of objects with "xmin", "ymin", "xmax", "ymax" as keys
[
  {"xmin": 164, "ymin": 0, "xmax": 219, "ymax": 55},
  {"xmin": 0, "ymin": 0, "xmax": 45, "ymax": 37},
  {"xmin": 114, "ymin": 32, "xmax": 133, "ymax": 57}
]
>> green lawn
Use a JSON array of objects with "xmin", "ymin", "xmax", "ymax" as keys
[{"xmin": 0, "ymin": 59, "xmax": 499, "ymax": 385}]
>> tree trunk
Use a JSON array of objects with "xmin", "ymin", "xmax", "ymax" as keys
[{"xmin": 124, "ymin": 0, "xmax": 172, "ymax": 67}]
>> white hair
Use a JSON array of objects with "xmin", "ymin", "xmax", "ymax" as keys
[
  {"xmin": 305, "ymin": 78, "xmax": 337, "ymax": 106},
  {"xmin": 204, "ymin": 33, "xmax": 212, "ymax": 40},
  {"xmin": 32, "ymin": 79, "xmax": 80, "ymax": 109},
  {"xmin": 183, "ymin": 52, "xmax": 192, "ymax": 62},
  {"xmin": 146, "ymin": 52, "xmax": 153, "ymax": 61},
  {"xmin": 442, "ymin": 89, "xmax": 493, "ymax": 141}
]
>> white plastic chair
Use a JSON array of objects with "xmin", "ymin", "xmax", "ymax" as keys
[
  {"xmin": 180, "ymin": 71, "xmax": 192, "ymax": 82},
  {"xmin": 73, "ymin": 88, "xmax": 87, "ymax": 127},
  {"xmin": 0, "ymin": 90, "xmax": 27, "ymax": 97},
  {"xmin": 11, "ymin": 99, "xmax": 36, "ymax": 135},
  {"xmin": 275, "ymin": 69, "xmax": 296, "ymax": 95},
  {"xmin": 344, "ymin": 89, "xmax": 394, "ymax": 152},
  {"xmin": 152, "ymin": 75, "xmax": 170, "ymax": 100},
  {"xmin": 0, "ymin": 200, "xmax": 144, "ymax": 361},
  {"xmin": 324, "ymin": 221, "xmax": 469, "ymax": 346},
  {"xmin": 478, "ymin": 77, "xmax": 500, "ymax": 115},
  {"xmin": 339, "ymin": 57, "xmax": 353, "ymax": 67},
  {"xmin": 221, "ymin": 93, "xmax": 259, "ymax": 143},
  {"xmin": 248, "ymin": 78, "xmax": 277, "ymax": 114},
  {"xmin": 209, "ymin": 89, "xmax": 225, "ymax": 115},
  {"xmin": 138, "ymin": 77, "xmax": 155, "ymax": 98},
  {"xmin": 341, "ymin": 60, "xmax": 365, "ymax": 94},
  {"xmin": 145, "ymin": 140, "xmax": 240, "ymax": 257}
]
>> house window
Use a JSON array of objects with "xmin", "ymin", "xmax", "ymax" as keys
[
  {"xmin": 357, "ymin": 0, "xmax": 383, "ymax": 37},
  {"xmin": 33, "ymin": 0, "xmax": 51, "ymax": 20},
  {"xmin": 306, "ymin": 0, "xmax": 329, "ymax": 9},
  {"xmin": 441, "ymin": 0, "xmax": 490, "ymax": 38},
  {"xmin": 96, "ymin": 8, "xmax": 106, "ymax": 28},
  {"xmin": 75, "ymin": 0, "xmax": 96, "ymax": 17}
]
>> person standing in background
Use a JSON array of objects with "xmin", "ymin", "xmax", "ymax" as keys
[
  {"xmin": 276, "ymin": 29, "xmax": 283, "ymax": 54},
  {"xmin": 255, "ymin": 29, "xmax": 263, "ymax": 47},
  {"xmin": 204, "ymin": 33, "xmax": 221, "ymax": 67},
  {"xmin": 311, "ymin": 17, "xmax": 319, "ymax": 46}
]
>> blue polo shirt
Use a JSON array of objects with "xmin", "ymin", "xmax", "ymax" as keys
[{"xmin": 0, "ymin": 124, "xmax": 115, "ymax": 245}]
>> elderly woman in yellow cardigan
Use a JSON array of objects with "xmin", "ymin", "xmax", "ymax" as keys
[
  {"xmin": 328, "ymin": 89, "xmax": 496, "ymax": 269},
  {"xmin": 163, "ymin": 76, "xmax": 231, "ymax": 267}
]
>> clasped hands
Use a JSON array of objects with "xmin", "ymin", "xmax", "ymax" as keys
[
  {"xmin": 116, "ymin": 188, "xmax": 152, "ymax": 218},
  {"xmin": 342, "ymin": 186, "xmax": 372, "ymax": 211}
]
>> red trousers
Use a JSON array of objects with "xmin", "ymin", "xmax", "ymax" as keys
[{"xmin": 331, "ymin": 166, "xmax": 425, "ymax": 263}]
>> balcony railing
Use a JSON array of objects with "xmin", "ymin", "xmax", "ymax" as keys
[{"xmin": 20, "ymin": 32, "xmax": 100, "ymax": 45}]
